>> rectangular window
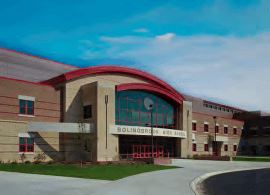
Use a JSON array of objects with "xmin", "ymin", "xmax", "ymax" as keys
[
  {"xmin": 204, "ymin": 144, "xmax": 209, "ymax": 151},
  {"xmin": 19, "ymin": 137, "xmax": 34, "ymax": 152},
  {"xmin": 192, "ymin": 122, "xmax": 196, "ymax": 131},
  {"xmin": 215, "ymin": 125, "xmax": 219, "ymax": 133},
  {"xmin": 204, "ymin": 124, "xmax": 209, "ymax": 132},
  {"xmin": 19, "ymin": 100, "xmax": 34, "ymax": 115},
  {"xmin": 233, "ymin": 128, "xmax": 237, "ymax": 135},
  {"xmin": 224, "ymin": 144, "xmax": 228, "ymax": 151},
  {"xmin": 224, "ymin": 126, "xmax": 228, "ymax": 134},
  {"xmin": 234, "ymin": 145, "xmax": 237, "ymax": 152},
  {"xmin": 192, "ymin": 143, "xmax": 197, "ymax": 151},
  {"xmin": 83, "ymin": 105, "xmax": 92, "ymax": 119}
]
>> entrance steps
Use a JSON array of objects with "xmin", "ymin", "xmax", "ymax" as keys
[{"xmin": 154, "ymin": 157, "xmax": 172, "ymax": 165}]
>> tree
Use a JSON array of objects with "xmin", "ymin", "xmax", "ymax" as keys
[{"xmin": 76, "ymin": 122, "xmax": 94, "ymax": 167}]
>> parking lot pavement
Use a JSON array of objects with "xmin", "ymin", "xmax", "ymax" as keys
[{"xmin": 200, "ymin": 168, "xmax": 270, "ymax": 195}]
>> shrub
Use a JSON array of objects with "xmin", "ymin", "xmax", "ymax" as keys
[
  {"xmin": 34, "ymin": 161, "xmax": 41, "ymax": 164},
  {"xmin": 25, "ymin": 161, "xmax": 31, "ymax": 164},
  {"xmin": 34, "ymin": 154, "xmax": 46, "ymax": 163},
  {"xmin": 20, "ymin": 153, "xmax": 27, "ymax": 164},
  {"xmin": 47, "ymin": 160, "xmax": 55, "ymax": 164},
  {"xmin": 11, "ymin": 162, "xmax": 18, "ymax": 165}
]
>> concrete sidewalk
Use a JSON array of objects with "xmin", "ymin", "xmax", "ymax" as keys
[{"xmin": 0, "ymin": 171, "xmax": 110, "ymax": 195}]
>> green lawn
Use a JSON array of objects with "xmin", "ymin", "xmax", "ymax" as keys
[
  {"xmin": 0, "ymin": 164, "xmax": 179, "ymax": 180},
  {"xmin": 233, "ymin": 157, "xmax": 270, "ymax": 162}
]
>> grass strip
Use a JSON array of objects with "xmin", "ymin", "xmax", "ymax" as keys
[{"xmin": 0, "ymin": 164, "xmax": 179, "ymax": 180}]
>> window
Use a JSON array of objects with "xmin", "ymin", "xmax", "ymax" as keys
[
  {"xmin": 222, "ymin": 108, "xmax": 225, "ymax": 111},
  {"xmin": 19, "ymin": 100, "xmax": 34, "ymax": 115},
  {"xmin": 116, "ymin": 91, "xmax": 176, "ymax": 129},
  {"xmin": 224, "ymin": 126, "xmax": 228, "ymax": 134},
  {"xmin": 209, "ymin": 105, "xmax": 213, "ymax": 108},
  {"xmin": 213, "ymin": 106, "xmax": 217, "ymax": 109},
  {"xmin": 192, "ymin": 122, "xmax": 196, "ymax": 131},
  {"xmin": 224, "ymin": 144, "xmax": 228, "ymax": 151},
  {"xmin": 204, "ymin": 144, "xmax": 209, "ymax": 151},
  {"xmin": 215, "ymin": 125, "xmax": 219, "ymax": 133},
  {"xmin": 192, "ymin": 143, "xmax": 197, "ymax": 151},
  {"xmin": 218, "ymin": 107, "xmax": 221, "ymax": 110},
  {"xmin": 230, "ymin": 110, "xmax": 234, "ymax": 113},
  {"xmin": 19, "ymin": 137, "xmax": 34, "ymax": 152},
  {"xmin": 83, "ymin": 105, "xmax": 92, "ymax": 119},
  {"xmin": 204, "ymin": 124, "xmax": 209, "ymax": 132},
  {"xmin": 233, "ymin": 128, "xmax": 237, "ymax": 135},
  {"xmin": 233, "ymin": 145, "xmax": 237, "ymax": 152}
]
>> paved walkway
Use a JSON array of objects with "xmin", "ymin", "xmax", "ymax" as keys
[
  {"xmin": 91, "ymin": 159, "xmax": 270, "ymax": 195},
  {"xmin": 0, "ymin": 160, "xmax": 270, "ymax": 195},
  {"xmin": 0, "ymin": 171, "xmax": 109, "ymax": 195}
]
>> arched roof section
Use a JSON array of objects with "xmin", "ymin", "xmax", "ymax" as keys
[{"xmin": 41, "ymin": 66, "xmax": 185, "ymax": 104}]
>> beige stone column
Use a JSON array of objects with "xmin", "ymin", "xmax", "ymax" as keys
[
  {"xmin": 176, "ymin": 101, "xmax": 193, "ymax": 158},
  {"xmin": 96, "ymin": 82, "xmax": 118, "ymax": 161}
]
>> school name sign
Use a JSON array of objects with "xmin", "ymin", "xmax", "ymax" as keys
[{"xmin": 109, "ymin": 125, "xmax": 187, "ymax": 138}]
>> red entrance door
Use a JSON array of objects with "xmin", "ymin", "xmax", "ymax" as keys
[{"xmin": 133, "ymin": 145, "xmax": 164, "ymax": 158}]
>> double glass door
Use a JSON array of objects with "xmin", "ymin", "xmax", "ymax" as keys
[{"xmin": 133, "ymin": 144, "xmax": 164, "ymax": 158}]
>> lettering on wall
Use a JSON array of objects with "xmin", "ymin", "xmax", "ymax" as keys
[{"xmin": 110, "ymin": 125, "xmax": 187, "ymax": 138}]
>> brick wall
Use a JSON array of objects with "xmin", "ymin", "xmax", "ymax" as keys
[{"xmin": 0, "ymin": 77, "xmax": 61, "ymax": 122}]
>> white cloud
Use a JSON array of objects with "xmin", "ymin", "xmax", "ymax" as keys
[
  {"xmin": 94, "ymin": 33, "xmax": 270, "ymax": 112},
  {"xmin": 133, "ymin": 28, "xmax": 149, "ymax": 33},
  {"xmin": 156, "ymin": 33, "xmax": 175, "ymax": 41}
]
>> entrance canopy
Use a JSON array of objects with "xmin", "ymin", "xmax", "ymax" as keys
[{"xmin": 27, "ymin": 122, "xmax": 94, "ymax": 133}]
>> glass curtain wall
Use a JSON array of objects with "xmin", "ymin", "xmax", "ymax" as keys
[{"xmin": 116, "ymin": 90, "xmax": 176, "ymax": 129}]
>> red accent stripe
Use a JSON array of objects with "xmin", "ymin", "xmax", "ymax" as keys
[
  {"xmin": 0, "ymin": 95, "xmax": 60, "ymax": 105},
  {"xmin": 0, "ymin": 111, "xmax": 60, "ymax": 118},
  {"xmin": 0, "ymin": 103, "xmax": 59, "ymax": 111},
  {"xmin": 192, "ymin": 111, "xmax": 245, "ymax": 122}
]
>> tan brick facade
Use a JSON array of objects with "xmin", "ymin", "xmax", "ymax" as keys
[{"xmin": 0, "ymin": 67, "xmax": 252, "ymax": 163}]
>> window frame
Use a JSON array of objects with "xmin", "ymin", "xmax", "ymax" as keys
[
  {"xmin": 233, "ymin": 127, "xmax": 237, "ymax": 135},
  {"xmin": 204, "ymin": 144, "xmax": 209, "ymax": 151},
  {"xmin": 19, "ymin": 137, "xmax": 35, "ymax": 153},
  {"xmin": 204, "ymin": 124, "xmax": 209, "ymax": 132},
  {"xmin": 192, "ymin": 143, "xmax": 197, "ymax": 152},
  {"xmin": 233, "ymin": 145, "xmax": 237, "ymax": 152},
  {"xmin": 215, "ymin": 125, "xmax": 219, "ymax": 134},
  {"xmin": 83, "ymin": 105, "xmax": 92, "ymax": 119},
  {"xmin": 192, "ymin": 122, "xmax": 197, "ymax": 131},
  {"xmin": 224, "ymin": 126, "xmax": 228, "ymax": 134},
  {"xmin": 19, "ymin": 99, "xmax": 34, "ymax": 116},
  {"xmin": 224, "ymin": 144, "xmax": 228, "ymax": 151}
]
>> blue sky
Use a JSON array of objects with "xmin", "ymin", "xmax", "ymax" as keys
[{"xmin": 1, "ymin": 0, "xmax": 270, "ymax": 112}]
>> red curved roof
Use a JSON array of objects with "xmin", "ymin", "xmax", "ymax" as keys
[{"xmin": 41, "ymin": 66, "xmax": 185, "ymax": 104}]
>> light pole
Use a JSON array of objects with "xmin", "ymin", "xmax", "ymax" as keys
[
  {"xmin": 144, "ymin": 98, "xmax": 154, "ymax": 163},
  {"xmin": 213, "ymin": 116, "xmax": 217, "ymax": 156}
]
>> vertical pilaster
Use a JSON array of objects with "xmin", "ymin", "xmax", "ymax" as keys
[
  {"xmin": 96, "ymin": 82, "xmax": 118, "ymax": 161},
  {"xmin": 176, "ymin": 101, "xmax": 192, "ymax": 158}
]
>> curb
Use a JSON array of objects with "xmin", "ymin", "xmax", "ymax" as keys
[{"xmin": 189, "ymin": 166, "xmax": 270, "ymax": 195}]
